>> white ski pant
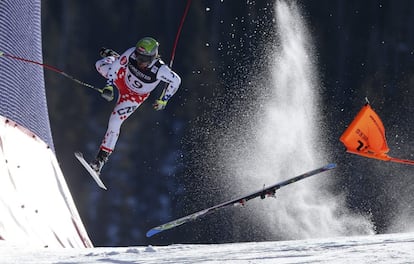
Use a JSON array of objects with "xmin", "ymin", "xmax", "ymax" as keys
[{"xmin": 96, "ymin": 58, "xmax": 149, "ymax": 153}]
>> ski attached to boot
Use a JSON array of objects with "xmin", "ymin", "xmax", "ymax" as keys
[
  {"xmin": 146, "ymin": 163, "xmax": 337, "ymax": 237},
  {"xmin": 74, "ymin": 152, "xmax": 107, "ymax": 190}
]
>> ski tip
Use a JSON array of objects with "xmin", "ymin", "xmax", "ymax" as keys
[
  {"xmin": 146, "ymin": 228, "xmax": 161, "ymax": 238},
  {"xmin": 325, "ymin": 163, "xmax": 337, "ymax": 170}
]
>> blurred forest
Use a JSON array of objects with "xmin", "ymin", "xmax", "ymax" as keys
[{"xmin": 41, "ymin": 0, "xmax": 414, "ymax": 246}]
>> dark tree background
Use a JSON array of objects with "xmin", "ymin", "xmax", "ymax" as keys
[{"xmin": 42, "ymin": 0, "xmax": 414, "ymax": 246}]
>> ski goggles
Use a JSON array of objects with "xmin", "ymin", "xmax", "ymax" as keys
[{"xmin": 134, "ymin": 50, "xmax": 154, "ymax": 64}]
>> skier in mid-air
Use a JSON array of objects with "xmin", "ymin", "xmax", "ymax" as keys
[{"xmin": 90, "ymin": 37, "xmax": 181, "ymax": 174}]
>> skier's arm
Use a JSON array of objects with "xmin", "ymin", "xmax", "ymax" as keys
[
  {"xmin": 154, "ymin": 65, "xmax": 181, "ymax": 110},
  {"xmin": 99, "ymin": 47, "xmax": 135, "ymax": 102},
  {"xmin": 106, "ymin": 47, "xmax": 135, "ymax": 81}
]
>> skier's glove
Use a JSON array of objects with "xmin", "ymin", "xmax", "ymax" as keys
[
  {"xmin": 153, "ymin": 99, "xmax": 168, "ymax": 111},
  {"xmin": 101, "ymin": 84, "xmax": 114, "ymax": 102},
  {"xmin": 99, "ymin": 47, "xmax": 120, "ymax": 58}
]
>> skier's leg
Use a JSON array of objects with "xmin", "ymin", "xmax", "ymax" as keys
[
  {"xmin": 90, "ymin": 72, "xmax": 150, "ymax": 173},
  {"xmin": 91, "ymin": 96, "xmax": 147, "ymax": 173},
  {"xmin": 102, "ymin": 103, "xmax": 136, "ymax": 151}
]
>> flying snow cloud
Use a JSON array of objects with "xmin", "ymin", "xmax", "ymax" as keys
[{"xmin": 218, "ymin": 0, "xmax": 375, "ymax": 240}]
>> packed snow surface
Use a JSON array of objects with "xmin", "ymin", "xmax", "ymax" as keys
[{"xmin": 1, "ymin": 232, "xmax": 414, "ymax": 263}]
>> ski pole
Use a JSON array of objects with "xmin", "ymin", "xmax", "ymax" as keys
[{"xmin": 0, "ymin": 51, "xmax": 104, "ymax": 94}]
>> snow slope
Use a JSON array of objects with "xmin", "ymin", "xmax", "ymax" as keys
[
  {"xmin": 0, "ymin": 0, "xmax": 91, "ymax": 248},
  {"xmin": 1, "ymin": 232, "xmax": 413, "ymax": 263},
  {"xmin": 0, "ymin": 117, "xmax": 91, "ymax": 248}
]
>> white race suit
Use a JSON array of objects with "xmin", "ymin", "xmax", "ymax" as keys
[{"xmin": 95, "ymin": 47, "xmax": 181, "ymax": 153}]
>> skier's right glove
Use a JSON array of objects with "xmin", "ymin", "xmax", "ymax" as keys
[
  {"xmin": 153, "ymin": 99, "xmax": 168, "ymax": 111},
  {"xmin": 101, "ymin": 84, "xmax": 114, "ymax": 102}
]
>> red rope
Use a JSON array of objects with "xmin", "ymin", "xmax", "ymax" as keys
[
  {"xmin": 2, "ymin": 52, "xmax": 64, "ymax": 74},
  {"xmin": 169, "ymin": 0, "xmax": 192, "ymax": 68},
  {"xmin": 0, "ymin": 52, "xmax": 100, "ymax": 91}
]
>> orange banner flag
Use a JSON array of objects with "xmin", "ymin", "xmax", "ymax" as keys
[{"xmin": 340, "ymin": 103, "xmax": 414, "ymax": 165}]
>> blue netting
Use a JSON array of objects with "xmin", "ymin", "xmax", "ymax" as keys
[{"xmin": 0, "ymin": 0, "xmax": 54, "ymax": 150}]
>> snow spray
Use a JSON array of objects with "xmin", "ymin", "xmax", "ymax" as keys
[{"xmin": 220, "ymin": 0, "xmax": 375, "ymax": 240}]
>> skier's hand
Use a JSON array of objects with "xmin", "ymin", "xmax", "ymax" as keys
[
  {"xmin": 101, "ymin": 85, "xmax": 114, "ymax": 101},
  {"xmin": 99, "ymin": 47, "xmax": 120, "ymax": 58},
  {"xmin": 153, "ymin": 99, "xmax": 168, "ymax": 111}
]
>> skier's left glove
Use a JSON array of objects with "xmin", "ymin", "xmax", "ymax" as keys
[
  {"xmin": 153, "ymin": 99, "xmax": 168, "ymax": 111},
  {"xmin": 101, "ymin": 81, "xmax": 114, "ymax": 102}
]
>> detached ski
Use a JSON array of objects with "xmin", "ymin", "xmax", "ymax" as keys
[
  {"xmin": 75, "ymin": 152, "xmax": 107, "ymax": 190},
  {"xmin": 146, "ymin": 163, "xmax": 336, "ymax": 237}
]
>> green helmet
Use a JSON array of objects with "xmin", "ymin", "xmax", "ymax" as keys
[{"xmin": 135, "ymin": 37, "xmax": 159, "ymax": 64}]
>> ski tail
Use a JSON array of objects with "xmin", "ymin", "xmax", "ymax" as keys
[{"xmin": 75, "ymin": 152, "xmax": 107, "ymax": 190}]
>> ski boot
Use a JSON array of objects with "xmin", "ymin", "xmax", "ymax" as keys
[
  {"xmin": 99, "ymin": 47, "xmax": 120, "ymax": 58},
  {"xmin": 89, "ymin": 149, "xmax": 110, "ymax": 174}
]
